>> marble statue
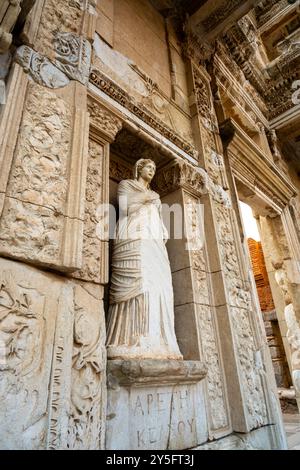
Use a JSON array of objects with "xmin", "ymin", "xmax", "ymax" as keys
[{"xmin": 106, "ymin": 158, "xmax": 182, "ymax": 360}]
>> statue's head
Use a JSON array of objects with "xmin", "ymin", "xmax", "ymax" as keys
[{"xmin": 134, "ymin": 158, "xmax": 156, "ymax": 184}]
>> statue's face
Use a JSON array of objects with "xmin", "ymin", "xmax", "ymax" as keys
[{"xmin": 139, "ymin": 161, "xmax": 156, "ymax": 183}]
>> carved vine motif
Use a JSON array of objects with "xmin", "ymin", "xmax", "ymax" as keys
[
  {"xmin": 0, "ymin": 271, "xmax": 43, "ymax": 377},
  {"xmin": 201, "ymin": 0, "xmax": 244, "ymax": 32},
  {"xmin": 109, "ymin": 158, "xmax": 132, "ymax": 183},
  {"xmin": 197, "ymin": 306, "xmax": 229, "ymax": 430},
  {"xmin": 184, "ymin": 194, "xmax": 229, "ymax": 431},
  {"xmin": 214, "ymin": 203, "xmax": 267, "ymax": 428},
  {"xmin": 231, "ymin": 307, "xmax": 267, "ymax": 428},
  {"xmin": 75, "ymin": 140, "xmax": 104, "ymax": 282},
  {"xmin": 67, "ymin": 302, "xmax": 105, "ymax": 450}
]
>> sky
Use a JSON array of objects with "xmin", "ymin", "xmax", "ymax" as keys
[{"xmin": 239, "ymin": 201, "xmax": 261, "ymax": 241}]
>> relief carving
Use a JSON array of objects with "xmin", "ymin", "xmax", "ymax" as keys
[
  {"xmin": 15, "ymin": 45, "xmax": 70, "ymax": 89},
  {"xmin": 88, "ymin": 99, "xmax": 123, "ymax": 141},
  {"xmin": 67, "ymin": 285, "xmax": 106, "ymax": 450},
  {"xmin": 183, "ymin": 193, "xmax": 229, "ymax": 432},
  {"xmin": 196, "ymin": 305, "xmax": 229, "ymax": 431},
  {"xmin": 35, "ymin": 0, "xmax": 84, "ymax": 57},
  {"xmin": 90, "ymin": 70, "xmax": 197, "ymax": 158},
  {"xmin": 74, "ymin": 140, "xmax": 105, "ymax": 283},
  {"xmin": 0, "ymin": 270, "xmax": 44, "ymax": 377},
  {"xmin": 0, "ymin": 260, "xmax": 60, "ymax": 450},
  {"xmin": 153, "ymin": 160, "xmax": 208, "ymax": 198},
  {"xmin": 54, "ymin": 32, "xmax": 91, "ymax": 85},
  {"xmin": 0, "ymin": 83, "xmax": 70, "ymax": 262},
  {"xmin": 214, "ymin": 203, "xmax": 267, "ymax": 428}
]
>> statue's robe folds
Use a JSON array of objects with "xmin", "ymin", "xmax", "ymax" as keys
[{"xmin": 106, "ymin": 179, "xmax": 182, "ymax": 360}]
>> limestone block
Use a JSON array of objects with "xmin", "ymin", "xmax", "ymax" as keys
[
  {"xmin": 174, "ymin": 304, "xmax": 200, "ymax": 360},
  {"xmin": 106, "ymin": 359, "xmax": 208, "ymax": 450},
  {"xmin": 195, "ymin": 425, "xmax": 281, "ymax": 450}
]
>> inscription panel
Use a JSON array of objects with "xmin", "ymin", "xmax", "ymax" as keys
[{"xmin": 106, "ymin": 383, "xmax": 208, "ymax": 450}]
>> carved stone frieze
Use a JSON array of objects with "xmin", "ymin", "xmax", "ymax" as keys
[
  {"xmin": 0, "ymin": 81, "xmax": 88, "ymax": 271},
  {"xmin": 0, "ymin": 259, "xmax": 61, "ymax": 449},
  {"xmin": 109, "ymin": 158, "xmax": 132, "ymax": 183},
  {"xmin": 209, "ymin": 183, "xmax": 232, "ymax": 208},
  {"xmin": 231, "ymin": 307, "xmax": 268, "ymax": 429},
  {"xmin": 89, "ymin": 69, "xmax": 198, "ymax": 158},
  {"xmin": 201, "ymin": 0, "xmax": 248, "ymax": 33}
]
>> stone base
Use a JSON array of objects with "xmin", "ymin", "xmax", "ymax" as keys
[
  {"xmin": 106, "ymin": 359, "xmax": 208, "ymax": 450},
  {"xmin": 194, "ymin": 425, "xmax": 284, "ymax": 450}
]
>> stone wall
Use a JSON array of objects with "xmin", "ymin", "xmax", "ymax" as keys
[{"xmin": 0, "ymin": 0, "xmax": 296, "ymax": 450}]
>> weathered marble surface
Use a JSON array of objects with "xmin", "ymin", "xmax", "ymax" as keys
[
  {"xmin": 106, "ymin": 359, "xmax": 208, "ymax": 450},
  {"xmin": 0, "ymin": 257, "xmax": 106, "ymax": 450}
]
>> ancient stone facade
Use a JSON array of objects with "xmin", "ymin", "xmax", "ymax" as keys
[{"xmin": 0, "ymin": 0, "xmax": 299, "ymax": 450}]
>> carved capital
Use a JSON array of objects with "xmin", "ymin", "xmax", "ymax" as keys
[
  {"xmin": 153, "ymin": 160, "xmax": 208, "ymax": 198},
  {"xmin": 87, "ymin": 98, "xmax": 123, "ymax": 142}
]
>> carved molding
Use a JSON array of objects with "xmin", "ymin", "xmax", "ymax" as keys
[
  {"xmin": 89, "ymin": 69, "xmax": 198, "ymax": 158},
  {"xmin": 220, "ymin": 119, "xmax": 297, "ymax": 210},
  {"xmin": 107, "ymin": 359, "xmax": 207, "ymax": 387}
]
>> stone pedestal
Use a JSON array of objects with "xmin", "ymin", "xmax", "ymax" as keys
[{"xmin": 106, "ymin": 359, "xmax": 208, "ymax": 450}]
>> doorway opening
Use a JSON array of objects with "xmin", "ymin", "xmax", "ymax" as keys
[{"xmin": 239, "ymin": 200, "xmax": 296, "ymax": 413}]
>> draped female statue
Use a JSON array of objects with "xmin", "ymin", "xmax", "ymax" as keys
[{"xmin": 106, "ymin": 158, "xmax": 182, "ymax": 360}]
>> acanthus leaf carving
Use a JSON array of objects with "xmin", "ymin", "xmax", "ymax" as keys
[
  {"xmin": 153, "ymin": 160, "xmax": 208, "ymax": 198},
  {"xmin": 88, "ymin": 98, "xmax": 123, "ymax": 141}
]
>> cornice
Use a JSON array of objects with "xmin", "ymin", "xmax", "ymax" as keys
[
  {"xmin": 220, "ymin": 119, "xmax": 297, "ymax": 210},
  {"xmin": 89, "ymin": 69, "xmax": 198, "ymax": 160}
]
